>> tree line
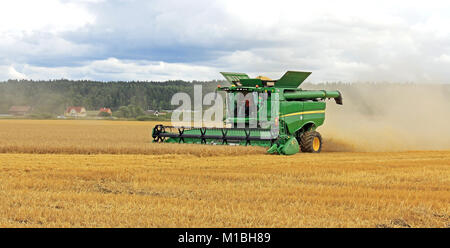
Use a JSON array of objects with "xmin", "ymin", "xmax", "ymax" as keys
[{"xmin": 0, "ymin": 79, "xmax": 222, "ymax": 114}]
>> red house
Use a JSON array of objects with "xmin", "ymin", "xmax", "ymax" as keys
[
  {"xmin": 98, "ymin": 108, "xmax": 112, "ymax": 116},
  {"xmin": 65, "ymin": 107, "xmax": 87, "ymax": 117},
  {"xmin": 9, "ymin": 106, "xmax": 32, "ymax": 116}
]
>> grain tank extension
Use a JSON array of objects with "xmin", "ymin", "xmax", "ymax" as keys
[{"xmin": 152, "ymin": 71, "xmax": 342, "ymax": 155}]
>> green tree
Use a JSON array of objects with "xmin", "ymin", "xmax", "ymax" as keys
[{"xmin": 115, "ymin": 106, "xmax": 130, "ymax": 118}]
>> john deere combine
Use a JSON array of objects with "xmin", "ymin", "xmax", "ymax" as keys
[{"xmin": 152, "ymin": 71, "xmax": 342, "ymax": 155}]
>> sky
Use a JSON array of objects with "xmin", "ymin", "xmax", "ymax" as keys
[{"xmin": 1, "ymin": 0, "xmax": 450, "ymax": 83}]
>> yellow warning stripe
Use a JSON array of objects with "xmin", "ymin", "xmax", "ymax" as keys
[{"xmin": 280, "ymin": 110, "xmax": 325, "ymax": 118}]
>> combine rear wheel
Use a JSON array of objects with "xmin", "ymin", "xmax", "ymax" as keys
[{"xmin": 299, "ymin": 131, "xmax": 322, "ymax": 153}]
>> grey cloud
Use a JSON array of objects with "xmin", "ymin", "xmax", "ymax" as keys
[{"xmin": 1, "ymin": 0, "xmax": 450, "ymax": 82}]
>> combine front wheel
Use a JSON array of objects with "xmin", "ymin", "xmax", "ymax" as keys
[{"xmin": 299, "ymin": 131, "xmax": 322, "ymax": 153}]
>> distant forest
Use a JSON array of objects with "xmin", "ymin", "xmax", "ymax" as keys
[{"xmin": 0, "ymin": 79, "xmax": 223, "ymax": 114}]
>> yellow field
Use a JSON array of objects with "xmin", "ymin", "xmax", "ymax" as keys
[
  {"xmin": 0, "ymin": 120, "xmax": 449, "ymax": 227},
  {"xmin": 0, "ymin": 120, "xmax": 265, "ymax": 156}
]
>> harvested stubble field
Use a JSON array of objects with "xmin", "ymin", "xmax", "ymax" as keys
[
  {"xmin": 0, "ymin": 120, "xmax": 449, "ymax": 227},
  {"xmin": 0, "ymin": 120, "xmax": 266, "ymax": 156}
]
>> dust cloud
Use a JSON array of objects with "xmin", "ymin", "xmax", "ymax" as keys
[{"xmin": 303, "ymin": 83, "xmax": 450, "ymax": 152}]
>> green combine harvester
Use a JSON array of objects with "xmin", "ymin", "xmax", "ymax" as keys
[{"xmin": 152, "ymin": 71, "xmax": 342, "ymax": 155}]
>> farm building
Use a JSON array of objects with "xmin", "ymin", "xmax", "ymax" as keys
[
  {"xmin": 146, "ymin": 110, "xmax": 160, "ymax": 116},
  {"xmin": 146, "ymin": 110, "xmax": 168, "ymax": 116},
  {"xmin": 8, "ymin": 106, "xmax": 32, "ymax": 116},
  {"xmin": 65, "ymin": 107, "xmax": 87, "ymax": 117},
  {"xmin": 98, "ymin": 107, "xmax": 112, "ymax": 116},
  {"xmin": 146, "ymin": 109, "xmax": 158, "ymax": 114}
]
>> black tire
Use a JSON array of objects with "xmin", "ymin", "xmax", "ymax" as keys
[{"xmin": 299, "ymin": 131, "xmax": 322, "ymax": 153}]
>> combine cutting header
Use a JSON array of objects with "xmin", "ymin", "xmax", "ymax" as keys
[{"xmin": 152, "ymin": 71, "xmax": 342, "ymax": 155}]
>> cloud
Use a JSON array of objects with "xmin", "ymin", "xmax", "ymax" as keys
[
  {"xmin": 4, "ymin": 58, "xmax": 218, "ymax": 81},
  {"xmin": 0, "ymin": 0, "xmax": 94, "ymax": 34},
  {"xmin": 0, "ymin": 66, "xmax": 28, "ymax": 80},
  {"xmin": 1, "ymin": 0, "xmax": 450, "ymax": 82}
]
